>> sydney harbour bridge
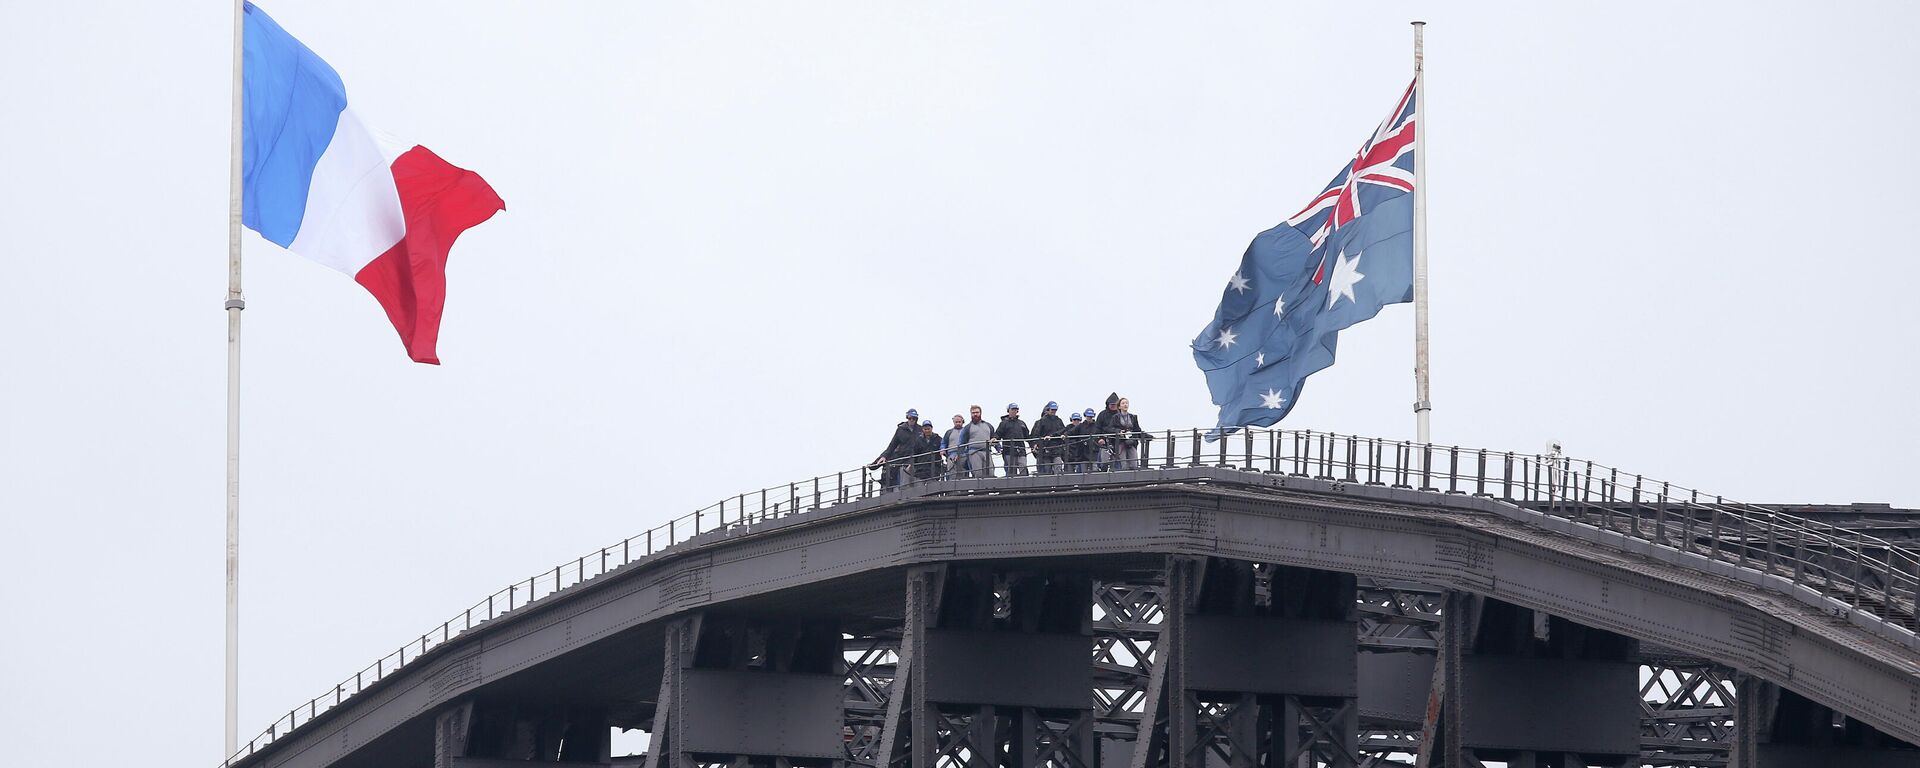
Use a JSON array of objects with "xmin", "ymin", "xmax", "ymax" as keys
[{"xmin": 219, "ymin": 429, "xmax": 1920, "ymax": 768}]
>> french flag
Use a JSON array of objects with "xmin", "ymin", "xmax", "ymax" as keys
[{"xmin": 241, "ymin": 2, "xmax": 503, "ymax": 364}]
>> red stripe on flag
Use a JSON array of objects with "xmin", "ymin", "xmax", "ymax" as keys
[{"xmin": 354, "ymin": 146, "xmax": 505, "ymax": 364}]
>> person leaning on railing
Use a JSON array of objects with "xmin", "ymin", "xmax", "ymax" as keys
[
  {"xmin": 871, "ymin": 408, "xmax": 920, "ymax": 488},
  {"xmin": 1094, "ymin": 394, "xmax": 1122, "ymax": 470},
  {"xmin": 1111, "ymin": 397, "xmax": 1150, "ymax": 470}
]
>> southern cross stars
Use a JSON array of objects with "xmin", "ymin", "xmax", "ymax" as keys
[
  {"xmin": 1254, "ymin": 352, "xmax": 1265, "ymax": 367},
  {"xmin": 1214, "ymin": 327, "xmax": 1238, "ymax": 350},
  {"xmin": 1273, "ymin": 295, "xmax": 1287, "ymax": 319},
  {"xmin": 1228, "ymin": 271, "xmax": 1250, "ymax": 294},
  {"xmin": 1259, "ymin": 388, "xmax": 1286, "ymax": 409},
  {"xmin": 1326, "ymin": 249, "xmax": 1365, "ymax": 309}
]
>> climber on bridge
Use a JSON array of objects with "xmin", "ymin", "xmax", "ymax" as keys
[
  {"xmin": 994, "ymin": 403, "xmax": 1031, "ymax": 476},
  {"xmin": 944, "ymin": 406, "xmax": 995, "ymax": 479},
  {"xmin": 871, "ymin": 408, "xmax": 920, "ymax": 488},
  {"xmin": 912, "ymin": 420, "xmax": 942, "ymax": 482},
  {"xmin": 1064, "ymin": 410, "xmax": 1094, "ymax": 472},
  {"xmin": 1030, "ymin": 402, "xmax": 1068, "ymax": 475}
]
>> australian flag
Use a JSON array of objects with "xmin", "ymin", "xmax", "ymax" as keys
[{"xmin": 1193, "ymin": 82, "xmax": 1417, "ymax": 437}]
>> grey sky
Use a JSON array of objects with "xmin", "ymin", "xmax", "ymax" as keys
[{"xmin": 2, "ymin": 1, "xmax": 1916, "ymax": 763}]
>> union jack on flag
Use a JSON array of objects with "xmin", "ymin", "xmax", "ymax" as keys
[
  {"xmin": 1192, "ymin": 80, "xmax": 1420, "ymax": 436},
  {"xmin": 1290, "ymin": 81, "xmax": 1418, "ymax": 278}
]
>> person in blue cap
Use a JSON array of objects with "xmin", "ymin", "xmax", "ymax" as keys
[
  {"xmin": 993, "ymin": 402, "xmax": 1031, "ymax": 476},
  {"xmin": 1064, "ymin": 409, "xmax": 1097, "ymax": 472},
  {"xmin": 1029, "ymin": 401, "xmax": 1067, "ymax": 475},
  {"xmin": 871, "ymin": 408, "xmax": 920, "ymax": 488}
]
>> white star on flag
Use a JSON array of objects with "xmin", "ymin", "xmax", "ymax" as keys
[
  {"xmin": 1228, "ymin": 272, "xmax": 1250, "ymax": 293},
  {"xmin": 1326, "ymin": 249, "xmax": 1365, "ymax": 309},
  {"xmin": 1215, "ymin": 327, "xmax": 1238, "ymax": 349},
  {"xmin": 1254, "ymin": 352, "xmax": 1265, "ymax": 367},
  {"xmin": 1273, "ymin": 295, "xmax": 1287, "ymax": 319},
  {"xmin": 1259, "ymin": 388, "xmax": 1286, "ymax": 409}
]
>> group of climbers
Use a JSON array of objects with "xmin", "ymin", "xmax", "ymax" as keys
[{"xmin": 871, "ymin": 393, "xmax": 1149, "ymax": 487}]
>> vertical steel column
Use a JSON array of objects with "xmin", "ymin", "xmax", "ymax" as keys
[
  {"xmin": 1439, "ymin": 592, "xmax": 1475, "ymax": 768},
  {"xmin": 1165, "ymin": 557, "xmax": 1196, "ymax": 768},
  {"xmin": 643, "ymin": 619, "xmax": 689, "ymax": 768},
  {"xmin": 872, "ymin": 605, "xmax": 917, "ymax": 767},
  {"xmin": 432, "ymin": 700, "xmax": 473, "ymax": 768},
  {"xmin": 907, "ymin": 569, "xmax": 938, "ymax": 768},
  {"xmin": 1729, "ymin": 673, "xmax": 1765, "ymax": 768}
]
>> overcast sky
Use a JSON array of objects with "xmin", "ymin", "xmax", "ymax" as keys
[{"xmin": 3, "ymin": 1, "xmax": 1916, "ymax": 764}]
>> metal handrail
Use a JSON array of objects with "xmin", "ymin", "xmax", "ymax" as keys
[{"xmin": 220, "ymin": 427, "xmax": 1918, "ymax": 767}]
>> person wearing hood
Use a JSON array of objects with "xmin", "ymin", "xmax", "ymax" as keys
[
  {"xmin": 1094, "ymin": 393, "xmax": 1122, "ymax": 470},
  {"xmin": 871, "ymin": 408, "xmax": 920, "ymax": 488},
  {"xmin": 993, "ymin": 402, "xmax": 1031, "ymax": 476},
  {"xmin": 1029, "ymin": 401, "xmax": 1067, "ymax": 475}
]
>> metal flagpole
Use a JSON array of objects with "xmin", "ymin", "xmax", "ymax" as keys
[
  {"xmin": 226, "ymin": 0, "xmax": 247, "ymax": 756},
  {"xmin": 1411, "ymin": 21, "xmax": 1432, "ymax": 444}
]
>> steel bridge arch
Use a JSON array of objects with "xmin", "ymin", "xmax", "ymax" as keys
[{"xmin": 223, "ymin": 435, "xmax": 1920, "ymax": 768}]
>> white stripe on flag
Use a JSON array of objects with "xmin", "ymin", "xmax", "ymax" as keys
[{"xmin": 287, "ymin": 108, "xmax": 406, "ymax": 275}]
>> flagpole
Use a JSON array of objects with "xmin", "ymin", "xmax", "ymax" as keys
[
  {"xmin": 226, "ymin": 0, "xmax": 246, "ymax": 757},
  {"xmin": 1411, "ymin": 21, "xmax": 1432, "ymax": 444}
]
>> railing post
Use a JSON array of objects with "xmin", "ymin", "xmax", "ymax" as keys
[
  {"xmin": 1474, "ymin": 450, "xmax": 1486, "ymax": 496},
  {"xmin": 1823, "ymin": 522, "xmax": 1838, "ymax": 594},
  {"xmin": 1653, "ymin": 483, "xmax": 1669, "ymax": 544},
  {"xmin": 1792, "ymin": 522, "xmax": 1808, "ymax": 583},
  {"xmin": 838, "ymin": 471, "xmax": 847, "ymax": 504},
  {"xmin": 1447, "ymin": 446, "xmax": 1459, "ymax": 493},
  {"xmin": 1419, "ymin": 442, "xmax": 1434, "ymax": 490},
  {"xmin": 1851, "ymin": 529, "xmax": 1865, "ymax": 610},
  {"xmin": 1244, "ymin": 429, "xmax": 1253, "ymax": 469},
  {"xmin": 1762, "ymin": 510, "xmax": 1780, "ymax": 574},
  {"xmin": 1191, "ymin": 428, "xmax": 1202, "ymax": 467},
  {"xmin": 1629, "ymin": 475, "xmax": 1644, "ymax": 538},
  {"xmin": 1677, "ymin": 493, "xmax": 1695, "ymax": 555},
  {"xmin": 1600, "ymin": 470, "xmax": 1616, "ymax": 531},
  {"xmin": 1166, "ymin": 430, "xmax": 1176, "ymax": 469},
  {"xmin": 1502, "ymin": 453, "xmax": 1514, "ymax": 499}
]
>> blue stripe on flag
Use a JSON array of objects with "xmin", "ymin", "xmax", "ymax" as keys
[{"xmin": 240, "ymin": 1, "xmax": 347, "ymax": 247}]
